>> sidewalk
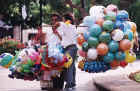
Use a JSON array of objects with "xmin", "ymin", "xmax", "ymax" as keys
[
  {"xmin": 93, "ymin": 60, "xmax": 140, "ymax": 91},
  {"xmin": 0, "ymin": 60, "xmax": 140, "ymax": 91}
]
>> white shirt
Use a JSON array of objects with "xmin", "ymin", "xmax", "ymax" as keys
[
  {"xmin": 46, "ymin": 27, "xmax": 61, "ymax": 46},
  {"xmin": 57, "ymin": 22, "xmax": 77, "ymax": 48}
]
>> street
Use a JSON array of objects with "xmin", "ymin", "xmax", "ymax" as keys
[{"xmin": 1, "ymin": 60, "xmax": 140, "ymax": 91}]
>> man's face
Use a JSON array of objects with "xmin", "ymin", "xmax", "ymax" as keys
[{"xmin": 52, "ymin": 16, "xmax": 58, "ymax": 24}]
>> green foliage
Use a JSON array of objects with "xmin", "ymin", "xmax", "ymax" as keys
[
  {"xmin": 128, "ymin": 0, "xmax": 140, "ymax": 32},
  {"xmin": 103, "ymin": 0, "xmax": 120, "ymax": 7}
]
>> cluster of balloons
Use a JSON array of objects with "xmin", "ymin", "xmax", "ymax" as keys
[
  {"xmin": 42, "ymin": 44, "xmax": 73, "ymax": 70},
  {"xmin": 78, "ymin": 60, "xmax": 110, "ymax": 73},
  {"xmin": 0, "ymin": 48, "xmax": 42, "ymax": 81},
  {"xmin": 78, "ymin": 4, "xmax": 137, "ymax": 73}
]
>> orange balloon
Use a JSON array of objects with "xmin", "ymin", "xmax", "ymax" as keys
[
  {"xmin": 97, "ymin": 43, "xmax": 108, "ymax": 56},
  {"xmin": 77, "ymin": 34, "xmax": 86, "ymax": 46},
  {"xmin": 129, "ymin": 22, "xmax": 137, "ymax": 33},
  {"xmin": 120, "ymin": 39, "xmax": 131, "ymax": 51},
  {"xmin": 78, "ymin": 60, "xmax": 85, "ymax": 70},
  {"xmin": 110, "ymin": 60, "xmax": 120, "ymax": 69},
  {"xmin": 96, "ymin": 18, "xmax": 104, "ymax": 27}
]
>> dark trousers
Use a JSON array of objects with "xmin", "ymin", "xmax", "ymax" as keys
[{"xmin": 53, "ymin": 44, "xmax": 77, "ymax": 88}]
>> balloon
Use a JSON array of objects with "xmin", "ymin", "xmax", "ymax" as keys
[
  {"xmin": 78, "ymin": 60, "xmax": 85, "ymax": 70},
  {"xmin": 96, "ymin": 18, "xmax": 104, "ymax": 27},
  {"xmin": 78, "ymin": 50, "xmax": 87, "ymax": 57},
  {"xmin": 87, "ymin": 37, "xmax": 99, "ymax": 47},
  {"xmin": 112, "ymin": 29, "xmax": 124, "ymax": 41},
  {"xmin": 83, "ymin": 32, "xmax": 90, "ymax": 41},
  {"xmin": 114, "ymin": 20, "xmax": 123, "ymax": 29},
  {"xmin": 120, "ymin": 39, "xmax": 131, "ymax": 51},
  {"xmin": 105, "ymin": 11, "xmax": 116, "ymax": 21},
  {"xmin": 128, "ymin": 21, "xmax": 137, "ymax": 33},
  {"xmin": 64, "ymin": 53, "xmax": 73, "ymax": 68},
  {"xmin": 106, "ymin": 4, "xmax": 118, "ymax": 13},
  {"xmin": 108, "ymin": 41, "xmax": 119, "ymax": 52},
  {"xmin": 0, "ymin": 53, "xmax": 13, "ymax": 68},
  {"xmin": 110, "ymin": 60, "xmax": 120, "ymax": 69},
  {"xmin": 99, "ymin": 32, "xmax": 111, "ymax": 43},
  {"xmin": 124, "ymin": 30, "xmax": 133, "ymax": 41},
  {"xmin": 87, "ymin": 48, "xmax": 98, "ymax": 60},
  {"xmin": 125, "ymin": 51, "xmax": 136, "ymax": 63},
  {"xmin": 122, "ymin": 21, "xmax": 131, "ymax": 32},
  {"xmin": 77, "ymin": 34, "xmax": 86, "ymax": 46},
  {"xmin": 82, "ymin": 42, "xmax": 89, "ymax": 52},
  {"xmin": 89, "ymin": 5, "xmax": 105, "ymax": 20},
  {"xmin": 115, "ymin": 51, "xmax": 126, "ymax": 61},
  {"xmin": 103, "ymin": 20, "xmax": 114, "ymax": 32},
  {"xmin": 97, "ymin": 43, "xmax": 108, "ymax": 56},
  {"xmin": 116, "ymin": 10, "xmax": 129, "ymax": 21},
  {"xmin": 120, "ymin": 61, "xmax": 128, "ymax": 68},
  {"xmin": 83, "ymin": 16, "xmax": 95, "ymax": 27},
  {"xmin": 103, "ymin": 52, "xmax": 114, "ymax": 63},
  {"xmin": 89, "ymin": 24, "xmax": 102, "ymax": 37}
]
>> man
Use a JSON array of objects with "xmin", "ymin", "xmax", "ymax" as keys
[
  {"xmin": 39, "ymin": 13, "xmax": 62, "ymax": 91},
  {"xmin": 57, "ymin": 13, "xmax": 78, "ymax": 90}
]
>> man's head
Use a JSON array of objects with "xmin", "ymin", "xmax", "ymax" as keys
[
  {"xmin": 51, "ymin": 13, "xmax": 61, "ymax": 25},
  {"xmin": 63, "ymin": 13, "xmax": 74, "ymax": 24}
]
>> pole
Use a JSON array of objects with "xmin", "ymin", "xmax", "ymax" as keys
[
  {"xmin": 81, "ymin": 0, "xmax": 85, "ymax": 8},
  {"xmin": 39, "ymin": 0, "xmax": 43, "ymax": 26}
]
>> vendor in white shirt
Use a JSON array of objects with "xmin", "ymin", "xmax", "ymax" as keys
[
  {"xmin": 40, "ymin": 13, "xmax": 63, "ymax": 90},
  {"xmin": 57, "ymin": 13, "xmax": 78, "ymax": 90}
]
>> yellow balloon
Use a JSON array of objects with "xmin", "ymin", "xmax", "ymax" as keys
[
  {"xmin": 125, "ymin": 51, "xmax": 136, "ymax": 63},
  {"xmin": 64, "ymin": 53, "xmax": 73, "ymax": 68}
]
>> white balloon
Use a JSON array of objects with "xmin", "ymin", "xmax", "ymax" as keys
[
  {"xmin": 89, "ymin": 5, "xmax": 105, "ymax": 20},
  {"xmin": 87, "ymin": 48, "xmax": 98, "ymax": 60},
  {"xmin": 112, "ymin": 29, "xmax": 124, "ymax": 41}
]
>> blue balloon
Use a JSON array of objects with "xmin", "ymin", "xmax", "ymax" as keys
[
  {"xmin": 123, "ymin": 21, "xmax": 131, "ymax": 32},
  {"xmin": 103, "ymin": 52, "xmax": 114, "ymax": 63},
  {"xmin": 124, "ymin": 30, "xmax": 133, "ymax": 41},
  {"xmin": 83, "ymin": 16, "xmax": 95, "ymax": 28},
  {"xmin": 83, "ymin": 32, "xmax": 90, "ymax": 41},
  {"xmin": 114, "ymin": 20, "xmax": 123, "ymax": 29},
  {"xmin": 109, "ymin": 41, "xmax": 119, "ymax": 52},
  {"xmin": 115, "ymin": 51, "xmax": 126, "ymax": 61},
  {"xmin": 89, "ymin": 24, "xmax": 102, "ymax": 37},
  {"xmin": 84, "ymin": 61, "xmax": 89, "ymax": 71},
  {"xmin": 116, "ymin": 10, "xmax": 129, "ymax": 21}
]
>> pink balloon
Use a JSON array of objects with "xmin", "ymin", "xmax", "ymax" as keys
[
  {"xmin": 106, "ymin": 4, "xmax": 118, "ymax": 13},
  {"xmin": 78, "ymin": 50, "xmax": 87, "ymax": 57}
]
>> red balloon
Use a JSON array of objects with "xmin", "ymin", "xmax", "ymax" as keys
[
  {"xmin": 77, "ymin": 34, "xmax": 86, "ymax": 46},
  {"xmin": 78, "ymin": 50, "xmax": 87, "ymax": 57},
  {"xmin": 110, "ymin": 60, "xmax": 120, "ymax": 69},
  {"xmin": 97, "ymin": 43, "xmax": 108, "ymax": 56},
  {"xmin": 120, "ymin": 39, "xmax": 131, "ymax": 51},
  {"xmin": 120, "ymin": 61, "xmax": 128, "ymax": 68}
]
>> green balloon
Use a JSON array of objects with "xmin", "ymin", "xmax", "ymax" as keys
[
  {"xmin": 89, "ymin": 24, "xmax": 102, "ymax": 37},
  {"xmin": 87, "ymin": 37, "xmax": 99, "ymax": 47},
  {"xmin": 103, "ymin": 20, "xmax": 114, "ymax": 32},
  {"xmin": 105, "ymin": 12, "xmax": 116, "ymax": 21},
  {"xmin": 27, "ymin": 59, "xmax": 34, "ymax": 66},
  {"xmin": 23, "ymin": 69, "xmax": 31, "ymax": 73},
  {"xmin": 22, "ymin": 64, "xmax": 30, "ymax": 70},
  {"xmin": 82, "ymin": 42, "xmax": 89, "ymax": 52},
  {"xmin": 99, "ymin": 32, "xmax": 111, "ymax": 43}
]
